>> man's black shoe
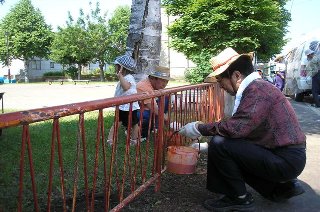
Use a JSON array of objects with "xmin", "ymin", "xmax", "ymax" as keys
[
  {"xmin": 203, "ymin": 192, "xmax": 254, "ymax": 211},
  {"xmin": 270, "ymin": 179, "xmax": 305, "ymax": 202}
]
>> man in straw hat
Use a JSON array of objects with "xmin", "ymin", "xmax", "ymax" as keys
[
  {"xmin": 137, "ymin": 65, "xmax": 175, "ymax": 139},
  {"xmin": 179, "ymin": 47, "xmax": 306, "ymax": 211}
]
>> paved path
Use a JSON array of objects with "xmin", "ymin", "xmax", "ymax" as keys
[
  {"xmin": 252, "ymin": 100, "xmax": 320, "ymax": 211},
  {"xmin": 0, "ymin": 83, "xmax": 117, "ymax": 111}
]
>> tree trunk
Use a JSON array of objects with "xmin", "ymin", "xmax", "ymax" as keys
[
  {"xmin": 77, "ymin": 64, "xmax": 81, "ymax": 80},
  {"xmin": 99, "ymin": 63, "xmax": 105, "ymax": 82},
  {"xmin": 23, "ymin": 60, "xmax": 29, "ymax": 83},
  {"xmin": 127, "ymin": 0, "xmax": 162, "ymax": 81}
]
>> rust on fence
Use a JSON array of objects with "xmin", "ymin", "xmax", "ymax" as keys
[{"xmin": 0, "ymin": 83, "xmax": 224, "ymax": 211}]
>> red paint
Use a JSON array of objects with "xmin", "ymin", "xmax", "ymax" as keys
[
  {"xmin": 167, "ymin": 146, "xmax": 198, "ymax": 174},
  {"xmin": 167, "ymin": 161, "xmax": 196, "ymax": 174}
]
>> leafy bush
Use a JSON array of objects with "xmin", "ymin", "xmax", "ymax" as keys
[
  {"xmin": 103, "ymin": 65, "xmax": 117, "ymax": 81},
  {"xmin": 185, "ymin": 52, "xmax": 212, "ymax": 84},
  {"xmin": 104, "ymin": 73, "xmax": 116, "ymax": 81},
  {"xmin": 92, "ymin": 68, "xmax": 101, "ymax": 75},
  {"xmin": 64, "ymin": 66, "xmax": 78, "ymax": 79},
  {"xmin": 43, "ymin": 71, "xmax": 65, "ymax": 77},
  {"xmin": 106, "ymin": 65, "xmax": 116, "ymax": 74},
  {"xmin": 81, "ymin": 74, "xmax": 100, "ymax": 80}
]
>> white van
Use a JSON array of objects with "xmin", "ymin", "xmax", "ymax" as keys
[{"xmin": 283, "ymin": 39, "xmax": 319, "ymax": 101}]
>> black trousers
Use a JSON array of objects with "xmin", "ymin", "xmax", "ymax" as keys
[
  {"xmin": 312, "ymin": 72, "xmax": 320, "ymax": 106},
  {"xmin": 206, "ymin": 135, "xmax": 306, "ymax": 198}
]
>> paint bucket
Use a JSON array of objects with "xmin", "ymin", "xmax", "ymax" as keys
[{"xmin": 167, "ymin": 146, "xmax": 199, "ymax": 174}]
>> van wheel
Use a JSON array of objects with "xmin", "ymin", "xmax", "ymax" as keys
[{"xmin": 294, "ymin": 93, "xmax": 304, "ymax": 102}]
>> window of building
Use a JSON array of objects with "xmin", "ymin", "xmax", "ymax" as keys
[
  {"xmin": 50, "ymin": 62, "xmax": 54, "ymax": 69},
  {"xmin": 30, "ymin": 60, "xmax": 41, "ymax": 70}
]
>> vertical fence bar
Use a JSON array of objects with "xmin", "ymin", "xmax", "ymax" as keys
[
  {"xmin": 55, "ymin": 118, "xmax": 67, "ymax": 212},
  {"xmin": 25, "ymin": 124, "xmax": 39, "ymax": 212},
  {"xmin": 18, "ymin": 125, "xmax": 27, "ymax": 212},
  {"xmin": 90, "ymin": 109, "xmax": 104, "ymax": 211},
  {"xmin": 0, "ymin": 83, "xmax": 223, "ymax": 212},
  {"xmin": 106, "ymin": 107, "xmax": 119, "ymax": 211},
  {"xmin": 47, "ymin": 119, "xmax": 57, "ymax": 212},
  {"xmin": 155, "ymin": 95, "xmax": 165, "ymax": 191},
  {"xmin": 80, "ymin": 113, "xmax": 90, "ymax": 211},
  {"xmin": 71, "ymin": 113, "xmax": 84, "ymax": 212}
]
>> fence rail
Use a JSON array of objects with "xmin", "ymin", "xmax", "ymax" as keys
[{"xmin": 0, "ymin": 83, "xmax": 224, "ymax": 211}]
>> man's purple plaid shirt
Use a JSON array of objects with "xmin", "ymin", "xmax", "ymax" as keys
[{"xmin": 198, "ymin": 79, "xmax": 306, "ymax": 149}]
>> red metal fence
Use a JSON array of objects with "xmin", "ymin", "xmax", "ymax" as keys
[{"xmin": 0, "ymin": 83, "xmax": 224, "ymax": 211}]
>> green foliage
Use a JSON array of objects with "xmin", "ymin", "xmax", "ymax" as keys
[
  {"xmin": 0, "ymin": 0, "xmax": 53, "ymax": 66},
  {"xmin": 64, "ymin": 66, "xmax": 78, "ymax": 79},
  {"xmin": 106, "ymin": 6, "xmax": 131, "ymax": 63},
  {"xmin": 92, "ymin": 68, "xmax": 101, "ymax": 75},
  {"xmin": 185, "ymin": 51, "xmax": 212, "ymax": 84},
  {"xmin": 50, "ymin": 25, "xmax": 93, "ymax": 67},
  {"xmin": 106, "ymin": 64, "xmax": 116, "ymax": 74},
  {"xmin": 43, "ymin": 71, "xmax": 65, "ymax": 77},
  {"xmin": 0, "ymin": 111, "xmax": 155, "ymax": 210},
  {"xmin": 104, "ymin": 72, "xmax": 117, "ymax": 81},
  {"xmin": 49, "ymin": 3, "xmax": 130, "ymax": 81},
  {"xmin": 162, "ymin": 0, "xmax": 291, "ymax": 82}
]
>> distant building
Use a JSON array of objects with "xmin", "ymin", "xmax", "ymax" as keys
[{"xmin": 160, "ymin": 10, "xmax": 196, "ymax": 80}]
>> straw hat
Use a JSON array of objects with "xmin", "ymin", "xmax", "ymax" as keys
[
  {"xmin": 113, "ymin": 55, "xmax": 137, "ymax": 73},
  {"xmin": 207, "ymin": 47, "xmax": 252, "ymax": 77},
  {"xmin": 149, "ymin": 66, "xmax": 175, "ymax": 81}
]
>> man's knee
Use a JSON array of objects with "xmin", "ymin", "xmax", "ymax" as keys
[{"xmin": 208, "ymin": 135, "xmax": 226, "ymax": 153}]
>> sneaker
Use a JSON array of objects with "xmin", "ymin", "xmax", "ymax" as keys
[
  {"xmin": 203, "ymin": 192, "xmax": 254, "ymax": 212},
  {"xmin": 130, "ymin": 139, "xmax": 137, "ymax": 146},
  {"xmin": 106, "ymin": 139, "xmax": 113, "ymax": 146},
  {"xmin": 269, "ymin": 179, "xmax": 305, "ymax": 202}
]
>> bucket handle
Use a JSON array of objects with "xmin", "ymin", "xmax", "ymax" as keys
[{"xmin": 167, "ymin": 130, "xmax": 201, "ymax": 156}]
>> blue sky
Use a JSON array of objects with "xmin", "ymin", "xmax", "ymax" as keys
[
  {"xmin": 283, "ymin": 0, "xmax": 320, "ymax": 53},
  {"xmin": 0, "ymin": 0, "xmax": 319, "ymax": 54},
  {"xmin": 0, "ymin": 0, "xmax": 132, "ymax": 31}
]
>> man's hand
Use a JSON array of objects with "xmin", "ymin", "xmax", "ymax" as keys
[{"xmin": 178, "ymin": 121, "xmax": 203, "ymax": 140}]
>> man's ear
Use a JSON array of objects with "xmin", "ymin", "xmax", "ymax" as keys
[{"xmin": 233, "ymin": 70, "xmax": 242, "ymax": 82}]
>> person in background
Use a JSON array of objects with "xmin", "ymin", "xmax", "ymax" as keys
[
  {"xmin": 107, "ymin": 55, "xmax": 140, "ymax": 146},
  {"xmin": 257, "ymin": 69, "xmax": 273, "ymax": 83},
  {"xmin": 179, "ymin": 47, "xmax": 306, "ymax": 211},
  {"xmin": 305, "ymin": 48, "xmax": 320, "ymax": 108},
  {"xmin": 256, "ymin": 69, "xmax": 263, "ymax": 77},
  {"xmin": 136, "ymin": 66, "xmax": 174, "ymax": 139},
  {"xmin": 273, "ymin": 70, "xmax": 285, "ymax": 91},
  {"xmin": 300, "ymin": 48, "xmax": 314, "ymax": 78}
]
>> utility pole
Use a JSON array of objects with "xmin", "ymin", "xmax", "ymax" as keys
[{"xmin": 5, "ymin": 32, "xmax": 11, "ymax": 83}]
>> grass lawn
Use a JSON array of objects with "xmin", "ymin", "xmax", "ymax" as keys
[
  {"xmin": 0, "ymin": 78, "xmax": 190, "ymax": 210},
  {"xmin": 0, "ymin": 110, "xmax": 156, "ymax": 211}
]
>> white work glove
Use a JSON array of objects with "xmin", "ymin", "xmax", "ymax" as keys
[{"xmin": 178, "ymin": 121, "xmax": 203, "ymax": 140}]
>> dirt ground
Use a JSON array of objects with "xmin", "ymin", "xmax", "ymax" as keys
[{"xmin": 122, "ymin": 153, "xmax": 217, "ymax": 212}]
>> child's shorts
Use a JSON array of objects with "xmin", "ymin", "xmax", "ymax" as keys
[{"xmin": 119, "ymin": 110, "xmax": 139, "ymax": 127}]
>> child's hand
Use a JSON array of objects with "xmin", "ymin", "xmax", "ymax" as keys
[{"xmin": 117, "ymin": 66, "xmax": 123, "ymax": 77}]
